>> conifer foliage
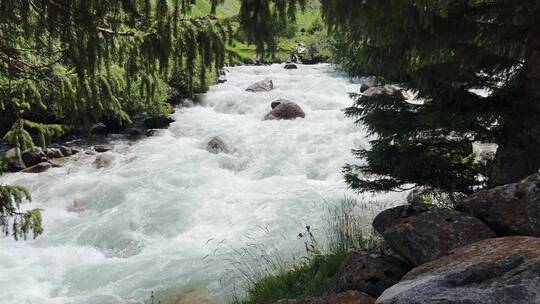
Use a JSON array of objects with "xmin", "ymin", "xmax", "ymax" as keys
[
  {"xmin": 0, "ymin": 0, "xmax": 233, "ymax": 239},
  {"xmin": 317, "ymin": 0, "xmax": 540, "ymax": 194}
]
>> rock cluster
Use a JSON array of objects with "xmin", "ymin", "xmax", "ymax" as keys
[
  {"xmin": 4, "ymin": 144, "xmax": 80, "ymax": 174},
  {"xmin": 277, "ymin": 172, "xmax": 540, "ymax": 304}
]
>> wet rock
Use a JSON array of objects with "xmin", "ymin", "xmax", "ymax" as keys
[
  {"xmin": 332, "ymin": 251, "xmax": 411, "ymax": 297},
  {"xmin": 144, "ymin": 115, "xmax": 175, "ymax": 129},
  {"xmin": 362, "ymin": 85, "xmax": 399, "ymax": 97},
  {"xmin": 94, "ymin": 145, "xmax": 112, "ymax": 153},
  {"xmin": 264, "ymin": 99, "xmax": 306, "ymax": 120},
  {"xmin": 456, "ymin": 172, "xmax": 540, "ymax": 237},
  {"xmin": 377, "ymin": 236, "xmax": 540, "ymax": 304},
  {"xmin": 21, "ymin": 149, "xmax": 44, "ymax": 167},
  {"xmin": 246, "ymin": 79, "xmax": 274, "ymax": 92},
  {"xmin": 49, "ymin": 144, "xmax": 74, "ymax": 156},
  {"xmin": 360, "ymin": 76, "xmax": 380, "ymax": 93},
  {"xmin": 276, "ymin": 290, "xmax": 375, "ymax": 304},
  {"xmin": 94, "ymin": 151, "xmax": 115, "ymax": 169},
  {"xmin": 373, "ymin": 204, "xmax": 496, "ymax": 266},
  {"xmin": 44, "ymin": 147, "xmax": 63, "ymax": 159},
  {"xmin": 146, "ymin": 129, "xmax": 158, "ymax": 137},
  {"xmin": 284, "ymin": 62, "xmax": 298, "ymax": 69},
  {"xmin": 217, "ymin": 75, "xmax": 227, "ymax": 83},
  {"xmin": 206, "ymin": 136, "xmax": 229, "ymax": 154},
  {"xmin": 22, "ymin": 162, "xmax": 52, "ymax": 173}
]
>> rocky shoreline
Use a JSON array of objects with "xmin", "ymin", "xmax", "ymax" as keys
[{"xmin": 275, "ymin": 172, "xmax": 540, "ymax": 304}]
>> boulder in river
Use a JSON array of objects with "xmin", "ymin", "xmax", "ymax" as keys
[
  {"xmin": 94, "ymin": 145, "xmax": 113, "ymax": 153},
  {"xmin": 456, "ymin": 172, "xmax": 540, "ymax": 237},
  {"xmin": 217, "ymin": 75, "xmax": 227, "ymax": 83},
  {"xmin": 360, "ymin": 76, "xmax": 380, "ymax": 93},
  {"xmin": 206, "ymin": 136, "xmax": 229, "ymax": 154},
  {"xmin": 372, "ymin": 204, "xmax": 496, "ymax": 266},
  {"xmin": 94, "ymin": 151, "xmax": 115, "ymax": 169},
  {"xmin": 284, "ymin": 62, "xmax": 298, "ymax": 69},
  {"xmin": 144, "ymin": 115, "xmax": 175, "ymax": 129},
  {"xmin": 22, "ymin": 162, "xmax": 52, "ymax": 173},
  {"xmin": 332, "ymin": 251, "xmax": 411, "ymax": 298},
  {"xmin": 44, "ymin": 147, "xmax": 63, "ymax": 159},
  {"xmin": 22, "ymin": 149, "xmax": 44, "ymax": 167},
  {"xmin": 264, "ymin": 99, "xmax": 306, "ymax": 120},
  {"xmin": 276, "ymin": 290, "xmax": 375, "ymax": 304},
  {"xmin": 362, "ymin": 85, "xmax": 399, "ymax": 97},
  {"xmin": 49, "ymin": 144, "xmax": 75, "ymax": 156},
  {"xmin": 377, "ymin": 236, "xmax": 540, "ymax": 304},
  {"xmin": 246, "ymin": 79, "xmax": 274, "ymax": 92}
]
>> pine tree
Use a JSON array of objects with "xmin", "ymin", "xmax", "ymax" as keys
[{"xmin": 311, "ymin": 0, "xmax": 540, "ymax": 194}]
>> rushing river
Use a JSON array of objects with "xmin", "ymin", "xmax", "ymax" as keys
[{"xmin": 0, "ymin": 64, "xmax": 404, "ymax": 304}]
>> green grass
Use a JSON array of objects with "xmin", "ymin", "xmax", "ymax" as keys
[
  {"xmin": 228, "ymin": 198, "xmax": 383, "ymax": 304},
  {"xmin": 188, "ymin": 0, "xmax": 325, "ymax": 64}
]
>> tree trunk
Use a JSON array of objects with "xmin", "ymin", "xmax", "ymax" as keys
[{"xmin": 490, "ymin": 26, "xmax": 540, "ymax": 187}]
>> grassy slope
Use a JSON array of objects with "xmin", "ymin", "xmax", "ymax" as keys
[{"xmin": 190, "ymin": 0, "xmax": 323, "ymax": 63}]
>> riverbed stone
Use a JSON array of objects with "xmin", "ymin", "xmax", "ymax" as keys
[
  {"xmin": 276, "ymin": 291, "xmax": 375, "ymax": 304},
  {"xmin": 144, "ymin": 115, "xmax": 175, "ymax": 129},
  {"xmin": 360, "ymin": 76, "xmax": 380, "ymax": 93},
  {"xmin": 22, "ymin": 162, "xmax": 52, "ymax": 173},
  {"xmin": 284, "ymin": 62, "xmax": 298, "ymax": 69},
  {"xmin": 22, "ymin": 149, "xmax": 44, "ymax": 167},
  {"xmin": 217, "ymin": 75, "xmax": 227, "ymax": 83},
  {"xmin": 456, "ymin": 172, "xmax": 540, "ymax": 237},
  {"xmin": 362, "ymin": 85, "xmax": 399, "ymax": 97},
  {"xmin": 94, "ymin": 145, "xmax": 112, "ymax": 153},
  {"xmin": 246, "ymin": 79, "xmax": 274, "ymax": 92},
  {"xmin": 206, "ymin": 136, "xmax": 229, "ymax": 154},
  {"xmin": 376, "ymin": 236, "xmax": 540, "ymax": 304},
  {"xmin": 372, "ymin": 204, "xmax": 496, "ymax": 266},
  {"xmin": 264, "ymin": 99, "xmax": 306, "ymax": 120},
  {"xmin": 44, "ymin": 147, "xmax": 63, "ymax": 159},
  {"xmin": 49, "ymin": 144, "xmax": 74, "ymax": 156},
  {"xmin": 332, "ymin": 251, "xmax": 411, "ymax": 297}
]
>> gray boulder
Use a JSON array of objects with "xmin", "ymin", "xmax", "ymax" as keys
[
  {"xmin": 217, "ymin": 75, "xmax": 227, "ymax": 83},
  {"xmin": 22, "ymin": 162, "xmax": 52, "ymax": 173},
  {"xmin": 456, "ymin": 172, "xmax": 540, "ymax": 237},
  {"xmin": 49, "ymin": 144, "xmax": 74, "ymax": 156},
  {"xmin": 206, "ymin": 136, "xmax": 229, "ymax": 154},
  {"xmin": 377, "ymin": 236, "xmax": 540, "ymax": 304},
  {"xmin": 246, "ymin": 79, "xmax": 274, "ymax": 92},
  {"xmin": 360, "ymin": 76, "xmax": 380, "ymax": 93},
  {"xmin": 284, "ymin": 62, "xmax": 298, "ymax": 69},
  {"xmin": 264, "ymin": 99, "xmax": 306, "ymax": 120},
  {"xmin": 373, "ymin": 204, "xmax": 496, "ymax": 266},
  {"xmin": 362, "ymin": 85, "xmax": 399, "ymax": 97},
  {"xmin": 22, "ymin": 149, "xmax": 44, "ymax": 167},
  {"xmin": 94, "ymin": 145, "xmax": 112, "ymax": 153},
  {"xmin": 276, "ymin": 290, "xmax": 375, "ymax": 304},
  {"xmin": 332, "ymin": 251, "xmax": 411, "ymax": 297},
  {"xmin": 144, "ymin": 115, "xmax": 175, "ymax": 129},
  {"xmin": 44, "ymin": 147, "xmax": 63, "ymax": 159}
]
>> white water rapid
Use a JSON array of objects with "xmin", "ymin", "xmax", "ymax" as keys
[{"xmin": 0, "ymin": 64, "xmax": 405, "ymax": 304}]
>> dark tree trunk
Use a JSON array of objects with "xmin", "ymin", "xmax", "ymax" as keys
[{"xmin": 490, "ymin": 26, "xmax": 540, "ymax": 187}]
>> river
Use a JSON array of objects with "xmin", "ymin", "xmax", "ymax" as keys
[{"xmin": 0, "ymin": 64, "xmax": 404, "ymax": 304}]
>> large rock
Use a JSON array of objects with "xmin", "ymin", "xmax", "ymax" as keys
[
  {"xmin": 276, "ymin": 291, "xmax": 375, "ymax": 304},
  {"xmin": 49, "ymin": 144, "xmax": 75, "ymax": 156},
  {"xmin": 246, "ymin": 79, "xmax": 274, "ymax": 92},
  {"xmin": 284, "ymin": 62, "xmax": 298, "ymax": 69},
  {"xmin": 373, "ymin": 205, "xmax": 496, "ymax": 266},
  {"xmin": 44, "ymin": 147, "xmax": 63, "ymax": 159},
  {"xmin": 144, "ymin": 115, "xmax": 175, "ymax": 129},
  {"xmin": 264, "ymin": 100, "xmax": 306, "ymax": 120},
  {"xmin": 94, "ymin": 145, "xmax": 112, "ymax": 153},
  {"xmin": 206, "ymin": 136, "xmax": 229, "ymax": 154},
  {"xmin": 360, "ymin": 76, "xmax": 380, "ymax": 93},
  {"xmin": 362, "ymin": 85, "xmax": 399, "ymax": 97},
  {"xmin": 332, "ymin": 251, "xmax": 411, "ymax": 297},
  {"xmin": 21, "ymin": 149, "xmax": 44, "ymax": 167},
  {"xmin": 456, "ymin": 172, "xmax": 540, "ymax": 237},
  {"xmin": 22, "ymin": 162, "xmax": 52, "ymax": 173},
  {"xmin": 4, "ymin": 148, "xmax": 25, "ymax": 171},
  {"xmin": 377, "ymin": 236, "xmax": 540, "ymax": 304}
]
